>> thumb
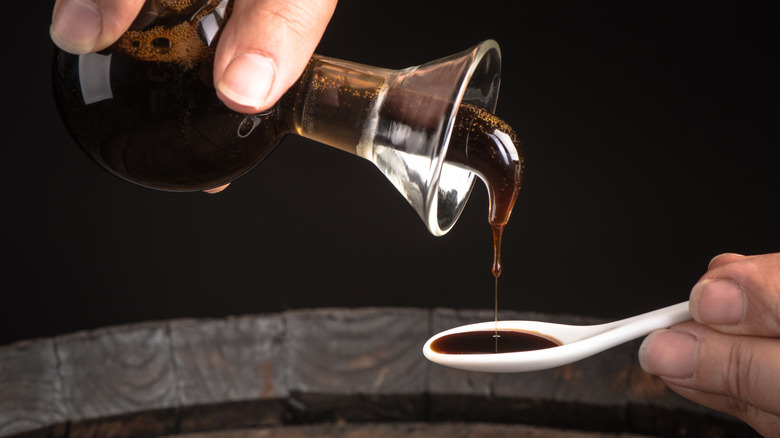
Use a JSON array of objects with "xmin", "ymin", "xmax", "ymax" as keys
[
  {"xmin": 214, "ymin": 0, "xmax": 338, "ymax": 113},
  {"xmin": 50, "ymin": 0, "xmax": 146, "ymax": 54},
  {"xmin": 690, "ymin": 253, "xmax": 780, "ymax": 337}
]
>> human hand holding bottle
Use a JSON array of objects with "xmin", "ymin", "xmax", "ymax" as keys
[
  {"xmin": 640, "ymin": 252, "xmax": 780, "ymax": 437},
  {"xmin": 50, "ymin": 0, "xmax": 337, "ymax": 192}
]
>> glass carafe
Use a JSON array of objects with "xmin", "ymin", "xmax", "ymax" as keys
[{"xmin": 52, "ymin": 0, "xmax": 504, "ymax": 236}]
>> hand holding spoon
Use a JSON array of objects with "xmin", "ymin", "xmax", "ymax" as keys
[{"xmin": 423, "ymin": 301, "xmax": 690, "ymax": 373}]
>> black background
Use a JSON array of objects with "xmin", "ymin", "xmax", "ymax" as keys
[{"xmin": 2, "ymin": 1, "xmax": 777, "ymax": 346}]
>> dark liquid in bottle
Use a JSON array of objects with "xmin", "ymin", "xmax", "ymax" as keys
[
  {"xmin": 51, "ymin": 0, "xmax": 282, "ymax": 191},
  {"xmin": 431, "ymin": 330, "xmax": 559, "ymax": 355}
]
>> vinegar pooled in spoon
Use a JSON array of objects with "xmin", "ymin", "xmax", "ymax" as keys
[
  {"xmin": 424, "ymin": 302, "xmax": 691, "ymax": 371},
  {"xmin": 430, "ymin": 329, "xmax": 560, "ymax": 354}
]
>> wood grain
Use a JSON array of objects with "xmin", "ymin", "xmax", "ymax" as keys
[
  {"xmin": 284, "ymin": 308, "xmax": 429, "ymax": 423},
  {"xmin": 0, "ymin": 308, "xmax": 760, "ymax": 438},
  {"xmin": 170, "ymin": 315, "xmax": 287, "ymax": 431},
  {"xmin": 55, "ymin": 321, "xmax": 179, "ymax": 437},
  {"xmin": 55, "ymin": 322, "xmax": 178, "ymax": 419},
  {"xmin": 284, "ymin": 307, "xmax": 429, "ymax": 395},
  {"xmin": 0, "ymin": 339, "xmax": 67, "ymax": 437}
]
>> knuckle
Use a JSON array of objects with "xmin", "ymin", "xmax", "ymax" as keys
[
  {"xmin": 261, "ymin": 0, "xmax": 319, "ymax": 40},
  {"xmin": 743, "ymin": 258, "xmax": 780, "ymax": 333},
  {"xmin": 724, "ymin": 342, "xmax": 761, "ymax": 406},
  {"xmin": 724, "ymin": 396, "xmax": 754, "ymax": 420}
]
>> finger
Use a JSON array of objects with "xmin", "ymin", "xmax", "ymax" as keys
[
  {"xmin": 663, "ymin": 382, "xmax": 780, "ymax": 437},
  {"xmin": 214, "ymin": 0, "xmax": 338, "ymax": 113},
  {"xmin": 50, "ymin": 0, "xmax": 146, "ymax": 54},
  {"xmin": 639, "ymin": 322, "xmax": 780, "ymax": 417},
  {"xmin": 203, "ymin": 183, "xmax": 230, "ymax": 194},
  {"xmin": 690, "ymin": 253, "xmax": 780, "ymax": 336},
  {"xmin": 707, "ymin": 252, "xmax": 746, "ymax": 270}
]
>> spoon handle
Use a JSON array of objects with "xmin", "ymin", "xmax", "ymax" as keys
[{"xmin": 592, "ymin": 301, "xmax": 691, "ymax": 345}]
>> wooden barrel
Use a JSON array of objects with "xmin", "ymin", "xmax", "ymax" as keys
[{"xmin": 0, "ymin": 308, "xmax": 759, "ymax": 438}]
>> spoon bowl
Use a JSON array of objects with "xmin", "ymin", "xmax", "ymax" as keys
[{"xmin": 423, "ymin": 301, "xmax": 691, "ymax": 373}]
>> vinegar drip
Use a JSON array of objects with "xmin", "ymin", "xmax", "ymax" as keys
[{"xmin": 448, "ymin": 103, "xmax": 524, "ymax": 278}]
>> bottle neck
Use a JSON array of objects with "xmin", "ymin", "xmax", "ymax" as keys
[{"xmin": 279, "ymin": 55, "xmax": 392, "ymax": 157}]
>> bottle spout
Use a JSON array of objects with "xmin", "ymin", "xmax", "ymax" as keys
[
  {"xmin": 349, "ymin": 40, "xmax": 503, "ymax": 236},
  {"xmin": 288, "ymin": 41, "xmax": 502, "ymax": 235}
]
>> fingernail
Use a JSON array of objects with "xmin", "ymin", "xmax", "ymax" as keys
[
  {"xmin": 691, "ymin": 279, "xmax": 744, "ymax": 325},
  {"xmin": 50, "ymin": 0, "xmax": 102, "ymax": 54},
  {"xmin": 639, "ymin": 330, "xmax": 698, "ymax": 379},
  {"xmin": 217, "ymin": 53, "xmax": 276, "ymax": 110}
]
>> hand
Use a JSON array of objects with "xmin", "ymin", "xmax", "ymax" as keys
[
  {"xmin": 50, "ymin": 0, "xmax": 338, "ymax": 193},
  {"xmin": 639, "ymin": 253, "xmax": 780, "ymax": 437},
  {"xmin": 50, "ymin": 0, "xmax": 337, "ymax": 113}
]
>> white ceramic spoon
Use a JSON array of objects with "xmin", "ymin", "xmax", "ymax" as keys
[{"xmin": 423, "ymin": 301, "xmax": 691, "ymax": 373}]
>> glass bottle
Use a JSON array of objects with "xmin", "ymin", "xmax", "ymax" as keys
[{"xmin": 52, "ymin": 0, "xmax": 515, "ymax": 237}]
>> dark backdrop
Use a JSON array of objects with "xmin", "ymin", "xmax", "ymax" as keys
[{"xmin": 2, "ymin": 1, "xmax": 777, "ymax": 346}]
